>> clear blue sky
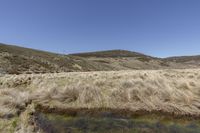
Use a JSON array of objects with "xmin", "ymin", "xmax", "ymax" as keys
[{"xmin": 0, "ymin": 0, "xmax": 200, "ymax": 57}]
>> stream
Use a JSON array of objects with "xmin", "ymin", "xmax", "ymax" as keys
[{"xmin": 34, "ymin": 112, "xmax": 200, "ymax": 133}]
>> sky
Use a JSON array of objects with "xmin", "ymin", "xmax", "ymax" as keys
[{"xmin": 0, "ymin": 0, "xmax": 200, "ymax": 57}]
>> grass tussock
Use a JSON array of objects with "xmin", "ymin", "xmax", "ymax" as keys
[
  {"xmin": 1, "ymin": 69, "xmax": 200, "ymax": 117},
  {"xmin": 0, "ymin": 88, "xmax": 30, "ymax": 118}
]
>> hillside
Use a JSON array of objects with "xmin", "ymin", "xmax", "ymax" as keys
[
  {"xmin": 0, "ymin": 43, "xmax": 108, "ymax": 74},
  {"xmin": 165, "ymin": 55, "xmax": 200, "ymax": 66},
  {"xmin": 70, "ymin": 49, "xmax": 152, "ymax": 58},
  {"xmin": 0, "ymin": 43, "xmax": 200, "ymax": 74}
]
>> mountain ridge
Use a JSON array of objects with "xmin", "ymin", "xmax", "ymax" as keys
[{"xmin": 1, "ymin": 43, "xmax": 200, "ymax": 74}]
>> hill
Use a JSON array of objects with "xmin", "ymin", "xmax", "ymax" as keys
[
  {"xmin": 0, "ymin": 43, "xmax": 200, "ymax": 74},
  {"xmin": 0, "ymin": 43, "xmax": 107, "ymax": 74},
  {"xmin": 165, "ymin": 55, "xmax": 200, "ymax": 66},
  {"xmin": 70, "ymin": 49, "xmax": 152, "ymax": 58}
]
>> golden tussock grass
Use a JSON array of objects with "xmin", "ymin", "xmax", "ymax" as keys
[{"xmin": 1, "ymin": 69, "xmax": 200, "ymax": 117}]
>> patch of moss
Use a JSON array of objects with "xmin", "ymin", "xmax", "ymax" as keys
[
  {"xmin": 137, "ymin": 57, "xmax": 151, "ymax": 62},
  {"xmin": 0, "ymin": 117, "xmax": 19, "ymax": 133},
  {"xmin": 11, "ymin": 119, "xmax": 17, "ymax": 128}
]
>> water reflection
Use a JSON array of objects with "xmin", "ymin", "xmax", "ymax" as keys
[{"xmin": 35, "ymin": 112, "xmax": 200, "ymax": 133}]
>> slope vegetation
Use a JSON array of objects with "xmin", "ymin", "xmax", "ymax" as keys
[
  {"xmin": 1, "ymin": 43, "xmax": 198, "ymax": 74},
  {"xmin": 0, "ymin": 43, "xmax": 108, "ymax": 74}
]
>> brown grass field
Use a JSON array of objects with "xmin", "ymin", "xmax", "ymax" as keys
[{"xmin": 1, "ymin": 69, "xmax": 200, "ymax": 132}]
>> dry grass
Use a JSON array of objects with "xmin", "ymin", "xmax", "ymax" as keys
[
  {"xmin": 0, "ymin": 88, "xmax": 30, "ymax": 118},
  {"xmin": 2, "ymin": 69, "xmax": 200, "ymax": 132},
  {"xmin": 1, "ymin": 69, "xmax": 200, "ymax": 118}
]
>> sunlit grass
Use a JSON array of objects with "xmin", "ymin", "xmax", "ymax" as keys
[{"xmin": 1, "ymin": 69, "xmax": 200, "ymax": 132}]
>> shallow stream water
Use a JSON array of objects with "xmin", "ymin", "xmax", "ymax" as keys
[{"xmin": 35, "ymin": 112, "xmax": 200, "ymax": 133}]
